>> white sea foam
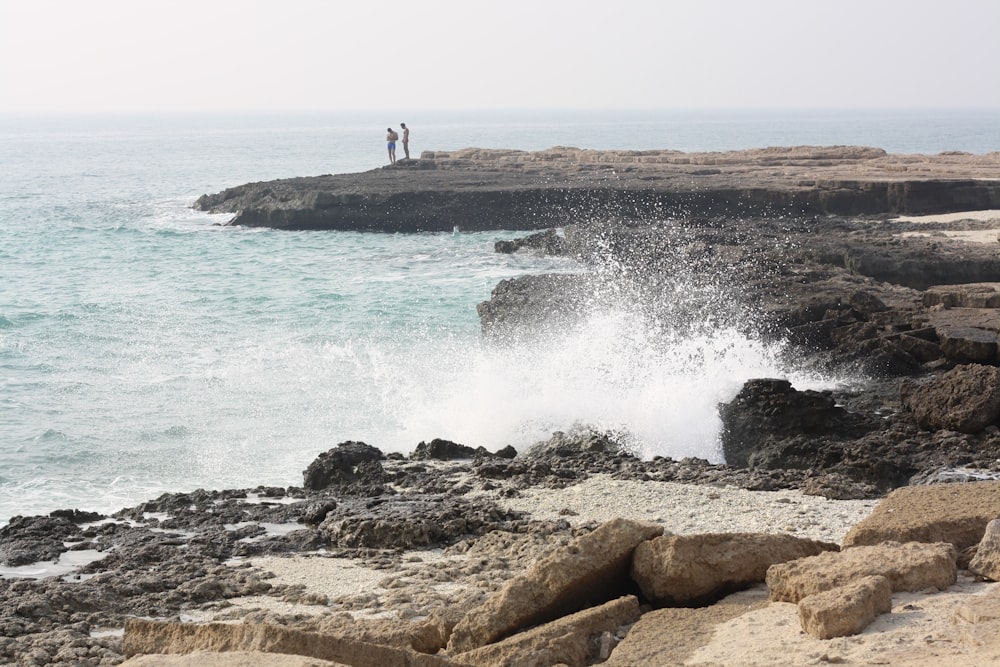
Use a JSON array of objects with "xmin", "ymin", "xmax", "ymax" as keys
[{"xmin": 387, "ymin": 299, "xmax": 835, "ymax": 462}]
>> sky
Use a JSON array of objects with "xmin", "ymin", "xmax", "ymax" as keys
[{"xmin": 1, "ymin": 0, "xmax": 998, "ymax": 114}]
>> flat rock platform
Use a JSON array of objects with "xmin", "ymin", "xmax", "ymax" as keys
[{"xmin": 194, "ymin": 146, "xmax": 1000, "ymax": 231}]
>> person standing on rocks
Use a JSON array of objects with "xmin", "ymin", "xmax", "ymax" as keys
[
  {"xmin": 400, "ymin": 122, "xmax": 410, "ymax": 159},
  {"xmin": 386, "ymin": 127, "xmax": 399, "ymax": 165}
]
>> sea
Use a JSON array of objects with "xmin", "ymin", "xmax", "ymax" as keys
[{"xmin": 2, "ymin": 108, "xmax": 998, "ymax": 528}]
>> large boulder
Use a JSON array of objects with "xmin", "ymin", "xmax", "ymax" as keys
[
  {"xmin": 302, "ymin": 442, "xmax": 385, "ymax": 491},
  {"xmin": 476, "ymin": 273, "xmax": 595, "ymax": 341},
  {"xmin": 766, "ymin": 541, "xmax": 956, "ymax": 604},
  {"xmin": 719, "ymin": 378, "xmax": 877, "ymax": 468},
  {"xmin": 446, "ymin": 518, "xmax": 662, "ymax": 654},
  {"xmin": 968, "ymin": 518, "xmax": 1000, "ymax": 581},
  {"xmin": 842, "ymin": 480, "xmax": 1000, "ymax": 550},
  {"xmin": 630, "ymin": 533, "xmax": 838, "ymax": 605},
  {"xmin": 900, "ymin": 364, "xmax": 1000, "ymax": 433},
  {"xmin": 410, "ymin": 439, "xmax": 480, "ymax": 461}
]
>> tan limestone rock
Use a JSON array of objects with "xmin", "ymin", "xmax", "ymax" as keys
[
  {"xmin": 119, "ymin": 651, "xmax": 347, "ymax": 666},
  {"xmin": 766, "ymin": 541, "xmax": 956, "ymax": 604},
  {"xmin": 955, "ymin": 583, "xmax": 1000, "ymax": 624},
  {"xmin": 446, "ymin": 518, "xmax": 663, "ymax": 654},
  {"xmin": 842, "ymin": 480, "xmax": 1000, "ymax": 550},
  {"xmin": 603, "ymin": 588, "xmax": 769, "ymax": 666},
  {"xmin": 453, "ymin": 595, "xmax": 640, "ymax": 667},
  {"xmin": 630, "ymin": 532, "xmax": 839, "ymax": 605},
  {"xmin": 311, "ymin": 612, "xmax": 452, "ymax": 655},
  {"xmin": 122, "ymin": 619, "xmax": 467, "ymax": 667},
  {"xmin": 968, "ymin": 518, "xmax": 1000, "ymax": 581},
  {"xmin": 797, "ymin": 575, "xmax": 893, "ymax": 639}
]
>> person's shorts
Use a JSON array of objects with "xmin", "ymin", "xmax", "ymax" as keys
[{"xmin": 388, "ymin": 142, "xmax": 396, "ymax": 150}]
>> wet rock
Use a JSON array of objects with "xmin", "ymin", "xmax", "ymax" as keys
[
  {"xmin": 476, "ymin": 273, "xmax": 594, "ymax": 341},
  {"xmin": 48, "ymin": 509, "xmax": 106, "ymax": 524},
  {"xmin": 302, "ymin": 442, "xmax": 385, "ymax": 491},
  {"xmin": 0, "ymin": 515, "xmax": 80, "ymax": 566},
  {"xmin": 494, "ymin": 228, "xmax": 567, "ymax": 255},
  {"xmin": 719, "ymin": 378, "xmax": 879, "ymax": 469},
  {"xmin": 493, "ymin": 446, "xmax": 518, "ymax": 459}
]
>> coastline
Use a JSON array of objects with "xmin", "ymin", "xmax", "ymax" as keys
[{"xmin": 8, "ymin": 146, "xmax": 1000, "ymax": 663}]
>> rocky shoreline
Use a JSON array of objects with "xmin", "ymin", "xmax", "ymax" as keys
[{"xmin": 6, "ymin": 149, "xmax": 1000, "ymax": 665}]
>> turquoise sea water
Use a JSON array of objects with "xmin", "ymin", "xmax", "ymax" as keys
[{"xmin": 1, "ymin": 109, "xmax": 998, "ymax": 526}]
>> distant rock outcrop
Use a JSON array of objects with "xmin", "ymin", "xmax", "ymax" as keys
[{"xmin": 194, "ymin": 146, "xmax": 1000, "ymax": 231}]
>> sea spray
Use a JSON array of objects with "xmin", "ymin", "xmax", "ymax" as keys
[{"xmin": 400, "ymin": 218, "xmax": 840, "ymax": 461}]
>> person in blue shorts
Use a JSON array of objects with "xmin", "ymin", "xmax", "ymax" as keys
[{"xmin": 386, "ymin": 127, "xmax": 399, "ymax": 165}]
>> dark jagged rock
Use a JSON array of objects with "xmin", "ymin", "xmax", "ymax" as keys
[
  {"xmin": 719, "ymin": 379, "xmax": 881, "ymax": 469},
  {"xmin": 477, "ymin": 273, "xmax": 594, "ymax": 341},
  {"xmin": 48, "ymin": 509, "xmax": 106, "ymax": 524},
  {"xmin": 494, "ymin": 228, "xmax": 567, "ymax": 255},
  {"xmin": 0, "ymin": 515, "xmax": 81, "ymax": 566},
  {"xmin": 302, "ymin": 441, "xmax": 386, "ymax": 491},
  {"xmin": 410, "ymin": 438, "xmax": 479, "ymax": 461}
]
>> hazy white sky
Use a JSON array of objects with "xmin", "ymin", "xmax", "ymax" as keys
[{"xmin": 1, "ymin": 0, "xmax": 998, "ymax": 113}]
